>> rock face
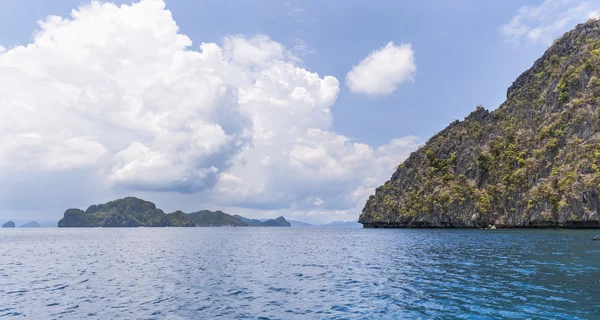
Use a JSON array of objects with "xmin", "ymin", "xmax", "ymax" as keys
[
  {"xmin": 58, "ymin": 197, "xmax": 195, "ymax": 227},
  {"xmin": 2, "ymin": 221, "xmax": 15, "ymax": 228},
  {"xmin": 20, "ymin": 221, "xmax": 41, "ymax": 228},
  {"xmin": 360, "ymin": 20, "xmax": 600, "ymax": 229},
  {"xmin": 186, "ymin": 210, "xmax": 247, "ymax": 227}
]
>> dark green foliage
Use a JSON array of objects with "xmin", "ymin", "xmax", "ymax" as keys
[
  {"xmin": 167, "ymin": 211, "xmax": 195, "ymax": 227},
  {"xmin": 58, "ymin": 198, "xmax": 294, "ymax": 228},
  {"xmin": 58, "ymin": 197, "xmax": 195, "ymax": 227},
  {"xmin": 234, "ymin": 215, "xmax": 291, "ymax": 226},
  {"xmin": 186, "ymin": 210, "xmax": 246, "ymax": 227}
]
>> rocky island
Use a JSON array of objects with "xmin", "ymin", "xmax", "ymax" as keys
[
  {"xmin": 20, "ymin": 221, "xmax": 41, "ymax": 228},
  {"xmin": 58, "ymin": 197, "xmax": 194, "ymax": 227},
  {"xmin": 360, "ymin": 20, "xmax": 600, "ymax": 229},
  {"xmin": 187, "ymin": 210, "xmax": 246, "ymax": 227},
  {"xmin": 2, "ymin": 221, "xmax": 15, "ymax": 228},
  {"xmin": 58, "ymin": 197, "xmax": 290, "ymax": 228},
  {"xmin": 234, "ymin": 215, "xmax": 291, "ymax": 227}
]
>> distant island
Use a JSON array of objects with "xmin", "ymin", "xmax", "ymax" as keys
[
  {"xmin": 0, "ymin": 220, "xmax": 58, "ymax": 228},
  {"xmin": 20, "ymin": 221, "xmax": 41, "ymax": 228},
  {"xmin": 360, "ymin": 20, "xmax": 600, "ymax": 229},
  {"xmin": 188, "ymin": 210, "xmax": 246, "ymax": 227},
  {"xmin": 234, "ymin": 215, "xmax": 291, "ymax": 227},
  {"xmin": 58, "ymin": 197, "xmax": 292, "ymax": 228},
  {"xmin": 2, "ymin": 221, "xmax": 15, "ymax": 228}
]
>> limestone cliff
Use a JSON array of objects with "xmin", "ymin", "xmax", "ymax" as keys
[{"xmin": 360, "ymin": 20, "xmax": 600, "ymax": 228}]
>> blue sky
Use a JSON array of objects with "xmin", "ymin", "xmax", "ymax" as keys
[
  {"xmin": 0, "ymin": 0, "xmax": 556, "ymax": 144},
  {"xmin": 0, "ymin": 0, "xmax": 597, "ymax": 223}
]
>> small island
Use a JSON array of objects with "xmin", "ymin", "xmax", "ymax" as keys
[
  {"xmin": 187, "ymin": 210, "xmax": 247, "ymax": 227},
  {"xmin": 2, "ymin": 221, "xmax": 16, "ymax": 228},
  {"xmin": 20, "ymin": 221, "xmax": 41, "ymax": 228},
  {"xmin": 234, "ymin": 215, "xmax": 291, "ymax": 227},
  {"xmin": 58, "ymin": 197, "xmax": 291, "ymax": 228}
]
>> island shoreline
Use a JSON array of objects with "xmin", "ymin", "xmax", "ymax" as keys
[{"xmin": 362, "ymin": 223, "xmax": 600, "ymax": 229}]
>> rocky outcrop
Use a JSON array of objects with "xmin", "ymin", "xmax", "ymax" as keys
[
  {"xmin": 186, "ymin": 210, "xmax": 246, "ymax": 227},
  {"xmin": 2, "ymin": 221, "xmax": 15, "ymax": 228},
  {"xmin": 57, "ymin": 197, "xmax": 297, "ymax": 228},
  {"xmin": 360, "ymin": 19, "xmax": 600, "ymax": 229},
  {"xmin": 58, "ymin": 197, "xmax": 195, "ymax": 227}
]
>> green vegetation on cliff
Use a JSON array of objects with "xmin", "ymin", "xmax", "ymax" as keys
[
  {"xmin": 58, "ymin": 197, "xmax": 194, "ymax": 227},
  {"xmin": 58, "ymin": 197, "xmax": 292, "ymax": 227},
  {"xmin": 187, "ymin": 210, "xmax": 246, "ymax": 227},
  {"xmin": 234, "ymin": 215, "xmax": 291, "ymax": 227},
  {"xmin": 360, "ymin": 19, "xmax": 600, "ymax": 228}
]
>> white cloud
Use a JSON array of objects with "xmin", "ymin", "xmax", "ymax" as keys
[
  {"xmin": 291, "ymin": 38, "xmax": 315, "ymax": 58},
  {"xmin": 501, "ymin": 0, "xmax": 600, "ymax": 45},
  {"xmin": 224, "ymin": 34, "xmax": 287, "ymax": 66},
  {"xmin": 0, "ymin": 0, "xmax": 420, "ymax": 221},
  {"xmin": 213, "ymin": 131, "xmax": 421, "ymax": 213},
  {"xmin": 345, "ymin": 42, "xmax": 416, "ymax": 95},
  {"xmin": 286, "ymin": 3, "xmax": 313, "ymax": 24},
  {"xmin": 314, "ymin": 197, "xmax": 324, "ymax": 206},
  {"xmin": 288, "ymin": 6, "xmax": 306, "ymax": 18},
  {"xmin": 0, "ymin": 133, "xmax": 108, "ymax": 170},
  {"xmin": 0, "ymin": 0, "xmax": 244, "ymax": 193}
]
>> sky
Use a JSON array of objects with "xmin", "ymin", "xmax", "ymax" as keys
[{"xmin": 0, "ymin": 0, "xmax": 598, "ymax": 224}]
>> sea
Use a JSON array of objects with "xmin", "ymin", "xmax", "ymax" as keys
[{"xmin": 1, "ymin": 228, "xmax": 598, "ymax": 319}]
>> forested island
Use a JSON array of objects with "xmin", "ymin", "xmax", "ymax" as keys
[
  {"xmin": 58, "ymin": 197, "xmax": 290, "ymax": 228},
  {"xmin": 360, "ymin": 20, "xmax": 600, "ymax": 229}
]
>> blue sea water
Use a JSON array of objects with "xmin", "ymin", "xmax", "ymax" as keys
[{"xmin": 0, "ymin": 228, "xmax": 599, "ymax": 319}]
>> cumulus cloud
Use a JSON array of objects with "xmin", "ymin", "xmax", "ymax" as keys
[
  {"xmin": 0, "ymin": 0, "xmax": 246, "ymax": 193},
  {"xmin": 501, "ymin": 0, "xmax": 600, "ymax": 45},
  {"xmin": 345, "ymin": 42, "xmax": 416, "ymax": 95},
  {"xmin": 0, "ymin": 0, "xmax": 420, "ymax": 221}
]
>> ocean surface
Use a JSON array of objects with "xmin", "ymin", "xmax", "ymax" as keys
[{"xmin": 1, "ymin": 228, "xmax": 599, "ymax": 319}]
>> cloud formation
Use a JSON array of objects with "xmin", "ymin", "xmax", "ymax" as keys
[
  {"xmin": 345, "ymin": 42, "xmax": 416, "ymax": 95},
  {"xmin": 0, "ymin": 0, "xmax": 420, "ymax": 221},
  {"xmin": 501, "ymin": 0, "xmax": 600, "ymax": 45}
]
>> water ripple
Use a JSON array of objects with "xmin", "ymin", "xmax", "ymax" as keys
[{"xmin": 0, "ymin": 228, "xmax": 598, "ymax": 319}]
